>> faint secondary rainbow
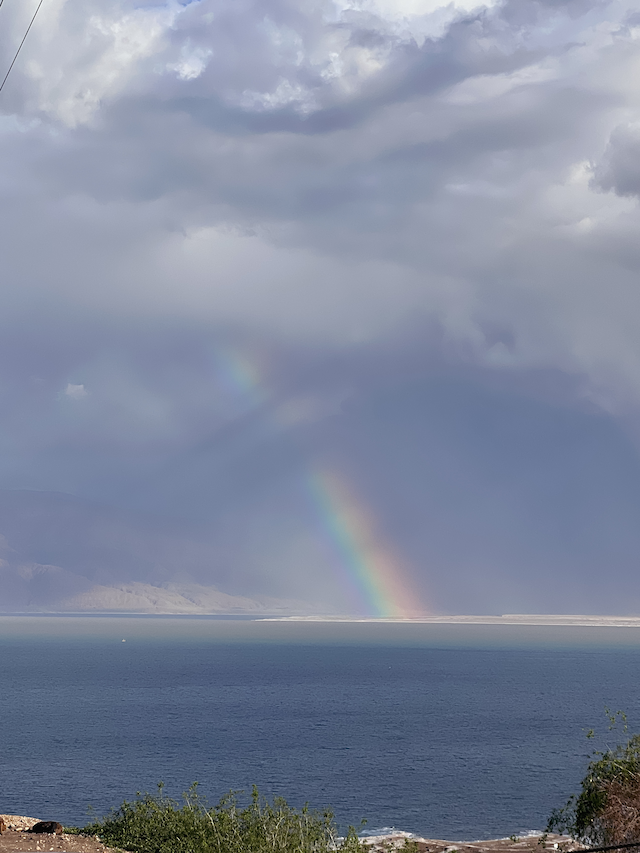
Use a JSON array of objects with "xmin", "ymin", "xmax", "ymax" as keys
[
  {"xmin": 209, "ymin": 343, "xmax": 428, "ymax": 618},
  {"xmin": 212, "ymin": 345, "xmax": 267, "ymax": 407}
]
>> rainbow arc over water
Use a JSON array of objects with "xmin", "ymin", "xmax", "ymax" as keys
[
  {"xmin": 209, "ymin": 343, "xmax": 428, "ymax": 618},
  {"xmin": 307, "ymin": 468, "xmax": 426, "ymax": 618}
]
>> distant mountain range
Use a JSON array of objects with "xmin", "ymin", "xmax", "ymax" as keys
[
  {"xmin": 0, "ymin": 489, "xmax": 319, "ymax": 615},
  {"xmin": 0, "ymin": 568, "xmax": 313, "ymax": 614}
]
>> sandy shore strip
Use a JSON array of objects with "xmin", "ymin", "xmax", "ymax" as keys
[
  {"xmin": 359, "ymin": 833, "xmax": 582, "ymax": 852},
  {"xmin": 262, "ymin": 614, "xmax": 640, "ymax": 627}
]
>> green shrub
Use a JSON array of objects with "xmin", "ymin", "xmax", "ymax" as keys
[
  {"xmin": 548, "ymin": 713, "xmax": 640, "ymax": 845},
  {"xmin": 79, "ymin": 783, "xmax": 365, "ymax": 853}
]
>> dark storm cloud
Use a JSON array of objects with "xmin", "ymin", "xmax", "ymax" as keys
[
  {"xmin": 2, "ymin": 0, "xmax": 640, "ymax": 612},
  {"xmin": 594, "ymin": 124, "xmax": 640, "ymax": 198}
]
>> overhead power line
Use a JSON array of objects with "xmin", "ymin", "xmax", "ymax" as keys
[{"xmin": 0, "ymin": 0, "xmax": 46, "ymax": 94}]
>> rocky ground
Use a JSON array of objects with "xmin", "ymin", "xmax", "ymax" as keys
[
  {"xmin": 0, "ymin": 817, "xmax": 127, "ymax": 853},
  {"xmin": 0, "ymin": 815, "xmax": 581, "ymax": 853},
  {"xmin": 360, "ymin": 832, "xmax": 583, "ymax": 853}
]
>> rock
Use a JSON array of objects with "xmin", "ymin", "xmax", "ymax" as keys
[
  {"xmin": 0, "ymin": 814, "xmax": 40, "ymax": 831},
  {"xmin": 29, "ymin": 820, "xmax": 64, "ymax": 835},
  {"xmin": 0, "ymin": 817, "xmax": 6, "ymax": 834}
]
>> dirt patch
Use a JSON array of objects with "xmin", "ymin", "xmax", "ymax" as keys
[{"xmin": 0, "ymin": 817, "xmax": 129, "ymax": 853}]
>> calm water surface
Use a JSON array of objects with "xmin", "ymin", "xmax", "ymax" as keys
[{"xmin": 2, "ymin": 617, "xmax": 640, "ymax": 839}]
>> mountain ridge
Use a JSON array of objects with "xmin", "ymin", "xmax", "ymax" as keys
[{"xmin": 0, "ymin": 489, "xmax": 322, "ymax": 615}]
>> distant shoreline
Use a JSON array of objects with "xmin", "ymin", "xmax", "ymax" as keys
[
  {"xmin": 261, "ymin": 614, "xmax": 640, "ymax": 627},
  {"xmin": 3, "ymin": 612, "xmax": 640, "ymax": 628}
]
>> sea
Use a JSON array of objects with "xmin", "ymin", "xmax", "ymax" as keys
[{"xmin": 2, "ymin": 616, "xmax": 640, "ymax": 840}]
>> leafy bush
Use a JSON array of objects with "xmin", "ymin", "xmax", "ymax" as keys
[
  {"xmin": 548, "ymin": 712, "xmax": 640, "ymax": 845},
  {"xmin": 79, "ymin": 784, "xmax": 365, "ymax": 853}
]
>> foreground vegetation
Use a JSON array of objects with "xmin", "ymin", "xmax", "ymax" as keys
[
  {"xmin": 76, "ymin": 784, "xmax": 367, "ymax": 853},
  {"xmin": 548, "ymin": 711, "xmax": 640, "ymax": 845},
  {"xmin": 72, "ymin": 711, "xmax": 640, "ymax": 853}
]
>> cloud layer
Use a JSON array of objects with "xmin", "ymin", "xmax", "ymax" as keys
[
  {"xmin": 2, "ymin": 0, "xmax": 640, "ymax": 612},
  {"xmin": 2, "ymin": 0, "xmax": 640, "ymax": 372}
]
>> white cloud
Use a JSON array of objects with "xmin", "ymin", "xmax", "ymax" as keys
[
  {"xmin": 64, "ymin": 383, "xmax": 88, "ymax": 399},
  {"xmin": 3, "ymin": 0, "xmax": 640, "ymax": 418},
  {"xmin": 338, "ymin": 0, "xmax": 503, "ymax": 42},
  {"xmin": 168, "ymin": 44, "xmax": 213, "ymax": 82},
  {"xmin": 15, "ymin": 0, "xmax": 177, "ymax": 126}
]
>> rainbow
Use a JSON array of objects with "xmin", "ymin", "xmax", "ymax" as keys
[
  {"xmin": 209, "ymin": 344, "xmax": 427, "ymax": 618},
  {"xmin": 212, "ymin": 345, "xmax": 267, "ymax": 406},
  {"xmin": 306, "ymin": 468, "xmax": 426, "ymax": 618}
]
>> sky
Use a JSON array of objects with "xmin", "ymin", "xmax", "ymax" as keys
[{"xmin": 2, "ymin": 0, "xmax": 640, "ymax": 614}]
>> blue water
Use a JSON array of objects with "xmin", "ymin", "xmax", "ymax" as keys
[{"xmin": 2, "ymin": 617, "xmax": 640, "ymax": 839}]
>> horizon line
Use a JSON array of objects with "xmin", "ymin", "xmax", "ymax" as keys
[{"xmin": 259, "ymin": 613, "xmax": 640, "ymax": 626}]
